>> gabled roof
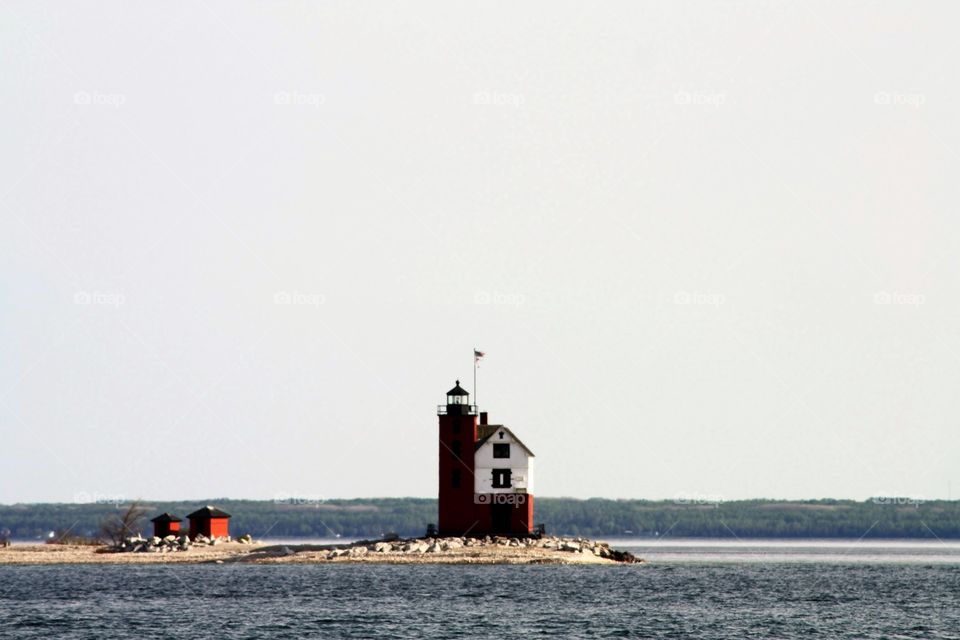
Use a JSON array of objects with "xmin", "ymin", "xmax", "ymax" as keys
[
  {"xmin": 150, "ymin": 512, "xmax": 182, "ymax": 523},
  {"xmin": 186, "ymin": 505, "xmax": 231, "ymax": 519},
  {"xmin": 475, "ymin": 425, "xmax": 535, "ymax": 457},
  {"xmin": 477, "ymin": 424, "xmax": 499, "ymax": 441}
]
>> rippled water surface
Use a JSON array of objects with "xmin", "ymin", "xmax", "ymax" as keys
[{"xmin": 3, "ymin": 542, "xmax": 960, "ymax": 639}]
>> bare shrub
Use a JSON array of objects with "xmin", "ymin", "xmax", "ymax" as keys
[{"xmin": 99, "ymin": 500, "xmax": 148, "ymax": 546}]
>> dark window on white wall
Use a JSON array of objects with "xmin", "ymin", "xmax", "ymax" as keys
[
  {"xmin": 492, "ymin": 468, "xmax": 512, "ymax": 488},
  {"xmin": 493, "ymin": 443, "xmax": 510, "ymax": 458}
]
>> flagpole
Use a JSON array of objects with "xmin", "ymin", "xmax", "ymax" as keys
[{"xmin": 473, "ymin": 347, "xmax": 478, "ymax": 410}]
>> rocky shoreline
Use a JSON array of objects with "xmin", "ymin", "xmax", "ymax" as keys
[
  {"xmin": 0, "ymin": 535, "xmax": 642, "ymax": 566},
  {"xmin": 111, "ymin": 533, "xmax": 254, "ymax": 553},
  {"xmin": 242, "ymin": 535, "xmax": 643, "ymax": 564}
]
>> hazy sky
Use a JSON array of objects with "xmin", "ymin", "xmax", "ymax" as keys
[{"xmin": 2, "ymin": 2, "xmax": 958, "ymax": 505}]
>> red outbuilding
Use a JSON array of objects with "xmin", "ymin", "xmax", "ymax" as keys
[
  {"xmin": 150, "ymin": 513, "xmax": 182, "ymax": 538},
  {"xmin": 187, "ymin": 506, "xmax": 231, "ymax": 539}
]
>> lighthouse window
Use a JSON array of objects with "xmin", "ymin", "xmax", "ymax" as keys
[
  {"xmin": 451, "ymin": 440, "xmax": 461, "ymax": 457},
  {"xmin": 451, "ymin": 469, "xmax": 461, "ymax": 488},
  {"xmin": 493, "ymin": 443, "xmax": 510, "ymax": 458},
  {"xmin": 492, "ymin": 468, "xmax": 512, "ymax": 488}
]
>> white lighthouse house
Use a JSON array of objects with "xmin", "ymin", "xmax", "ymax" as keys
[{"xmin": 473, "ymin": 425, "xmax": 535, "ymax": 496}]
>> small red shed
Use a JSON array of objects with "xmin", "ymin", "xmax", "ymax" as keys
[
  {"xmin": 150, "ymin": 513, "xmax": 182, "ymax": 538},
  {"xmin": 187, "ymin": 505, "xmax": 231, "ymax": 539}
]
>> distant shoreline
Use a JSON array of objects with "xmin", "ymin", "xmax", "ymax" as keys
[{"xmin": 2, "ymin": 497, "xmax": 957, "ymax": 541}]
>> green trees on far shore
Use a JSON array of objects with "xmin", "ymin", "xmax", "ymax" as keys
[{"xmin": 1, "ymin": 497, "xmax": 956, "ymax": 541}]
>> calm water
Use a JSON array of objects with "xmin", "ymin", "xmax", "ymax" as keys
[{"xmin": 2, "ymin": 541, "xmax": 960, "ymax": 639}]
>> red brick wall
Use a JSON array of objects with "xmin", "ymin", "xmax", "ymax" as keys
[
  {"xmin": 473, "ymin": 494, "xmax": 534, "ymax": 536},
  {"xmin": 438, "ymin": 412, "xmax": 478, "ymax": 535}
]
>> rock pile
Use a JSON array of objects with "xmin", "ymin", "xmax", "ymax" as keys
[
  {"xmin": 115, "ymin": 533, "xmax": 254, "ymax": 553},
  {"xmin": 317, "ymin": 535, "xmax": 641, "ymax": 563},
  {"xmin": 537, "ymin": 536, "xmax": 641, "ymax": 562}
]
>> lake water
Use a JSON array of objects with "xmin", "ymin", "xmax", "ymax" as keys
[{"xmin": 2, "ymin": 540, "xmax": 959, "ymax": 639}]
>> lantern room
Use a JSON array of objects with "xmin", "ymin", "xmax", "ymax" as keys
[{"xmin": 439, "ymin": 380, "xmax": 476, "ymax": 416}]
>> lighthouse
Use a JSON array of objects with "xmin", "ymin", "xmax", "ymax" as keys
[{"xmin": 437, "ymin": 381, "xmax": 535, "ymax": 536}]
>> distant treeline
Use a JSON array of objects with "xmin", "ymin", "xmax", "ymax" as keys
[{"xmin": 1, "ymin": 498, "xmax": 957, "ymax": 540}]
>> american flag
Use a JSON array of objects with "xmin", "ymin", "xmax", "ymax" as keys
[{"xmin": 474, "ymin": 349, "xmax": 485, "ymax": 363}]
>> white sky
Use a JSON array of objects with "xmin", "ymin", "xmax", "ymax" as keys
[{"xmin": 1, "ymin": 1, "xmax": 958, "ymax": 504}]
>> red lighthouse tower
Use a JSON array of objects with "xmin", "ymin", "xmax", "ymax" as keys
[
  {"xmin": 437, "ymin": 381, "xmax": 478, "ymax": 535},
  {"xmin": 437, "ymin": 380, "xmax": 536, "ymax": 537}
]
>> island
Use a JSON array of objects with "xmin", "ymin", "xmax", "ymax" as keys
[{"xmin": 0, "ymin": 534, "xmax": 642, "ymax": 565}]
